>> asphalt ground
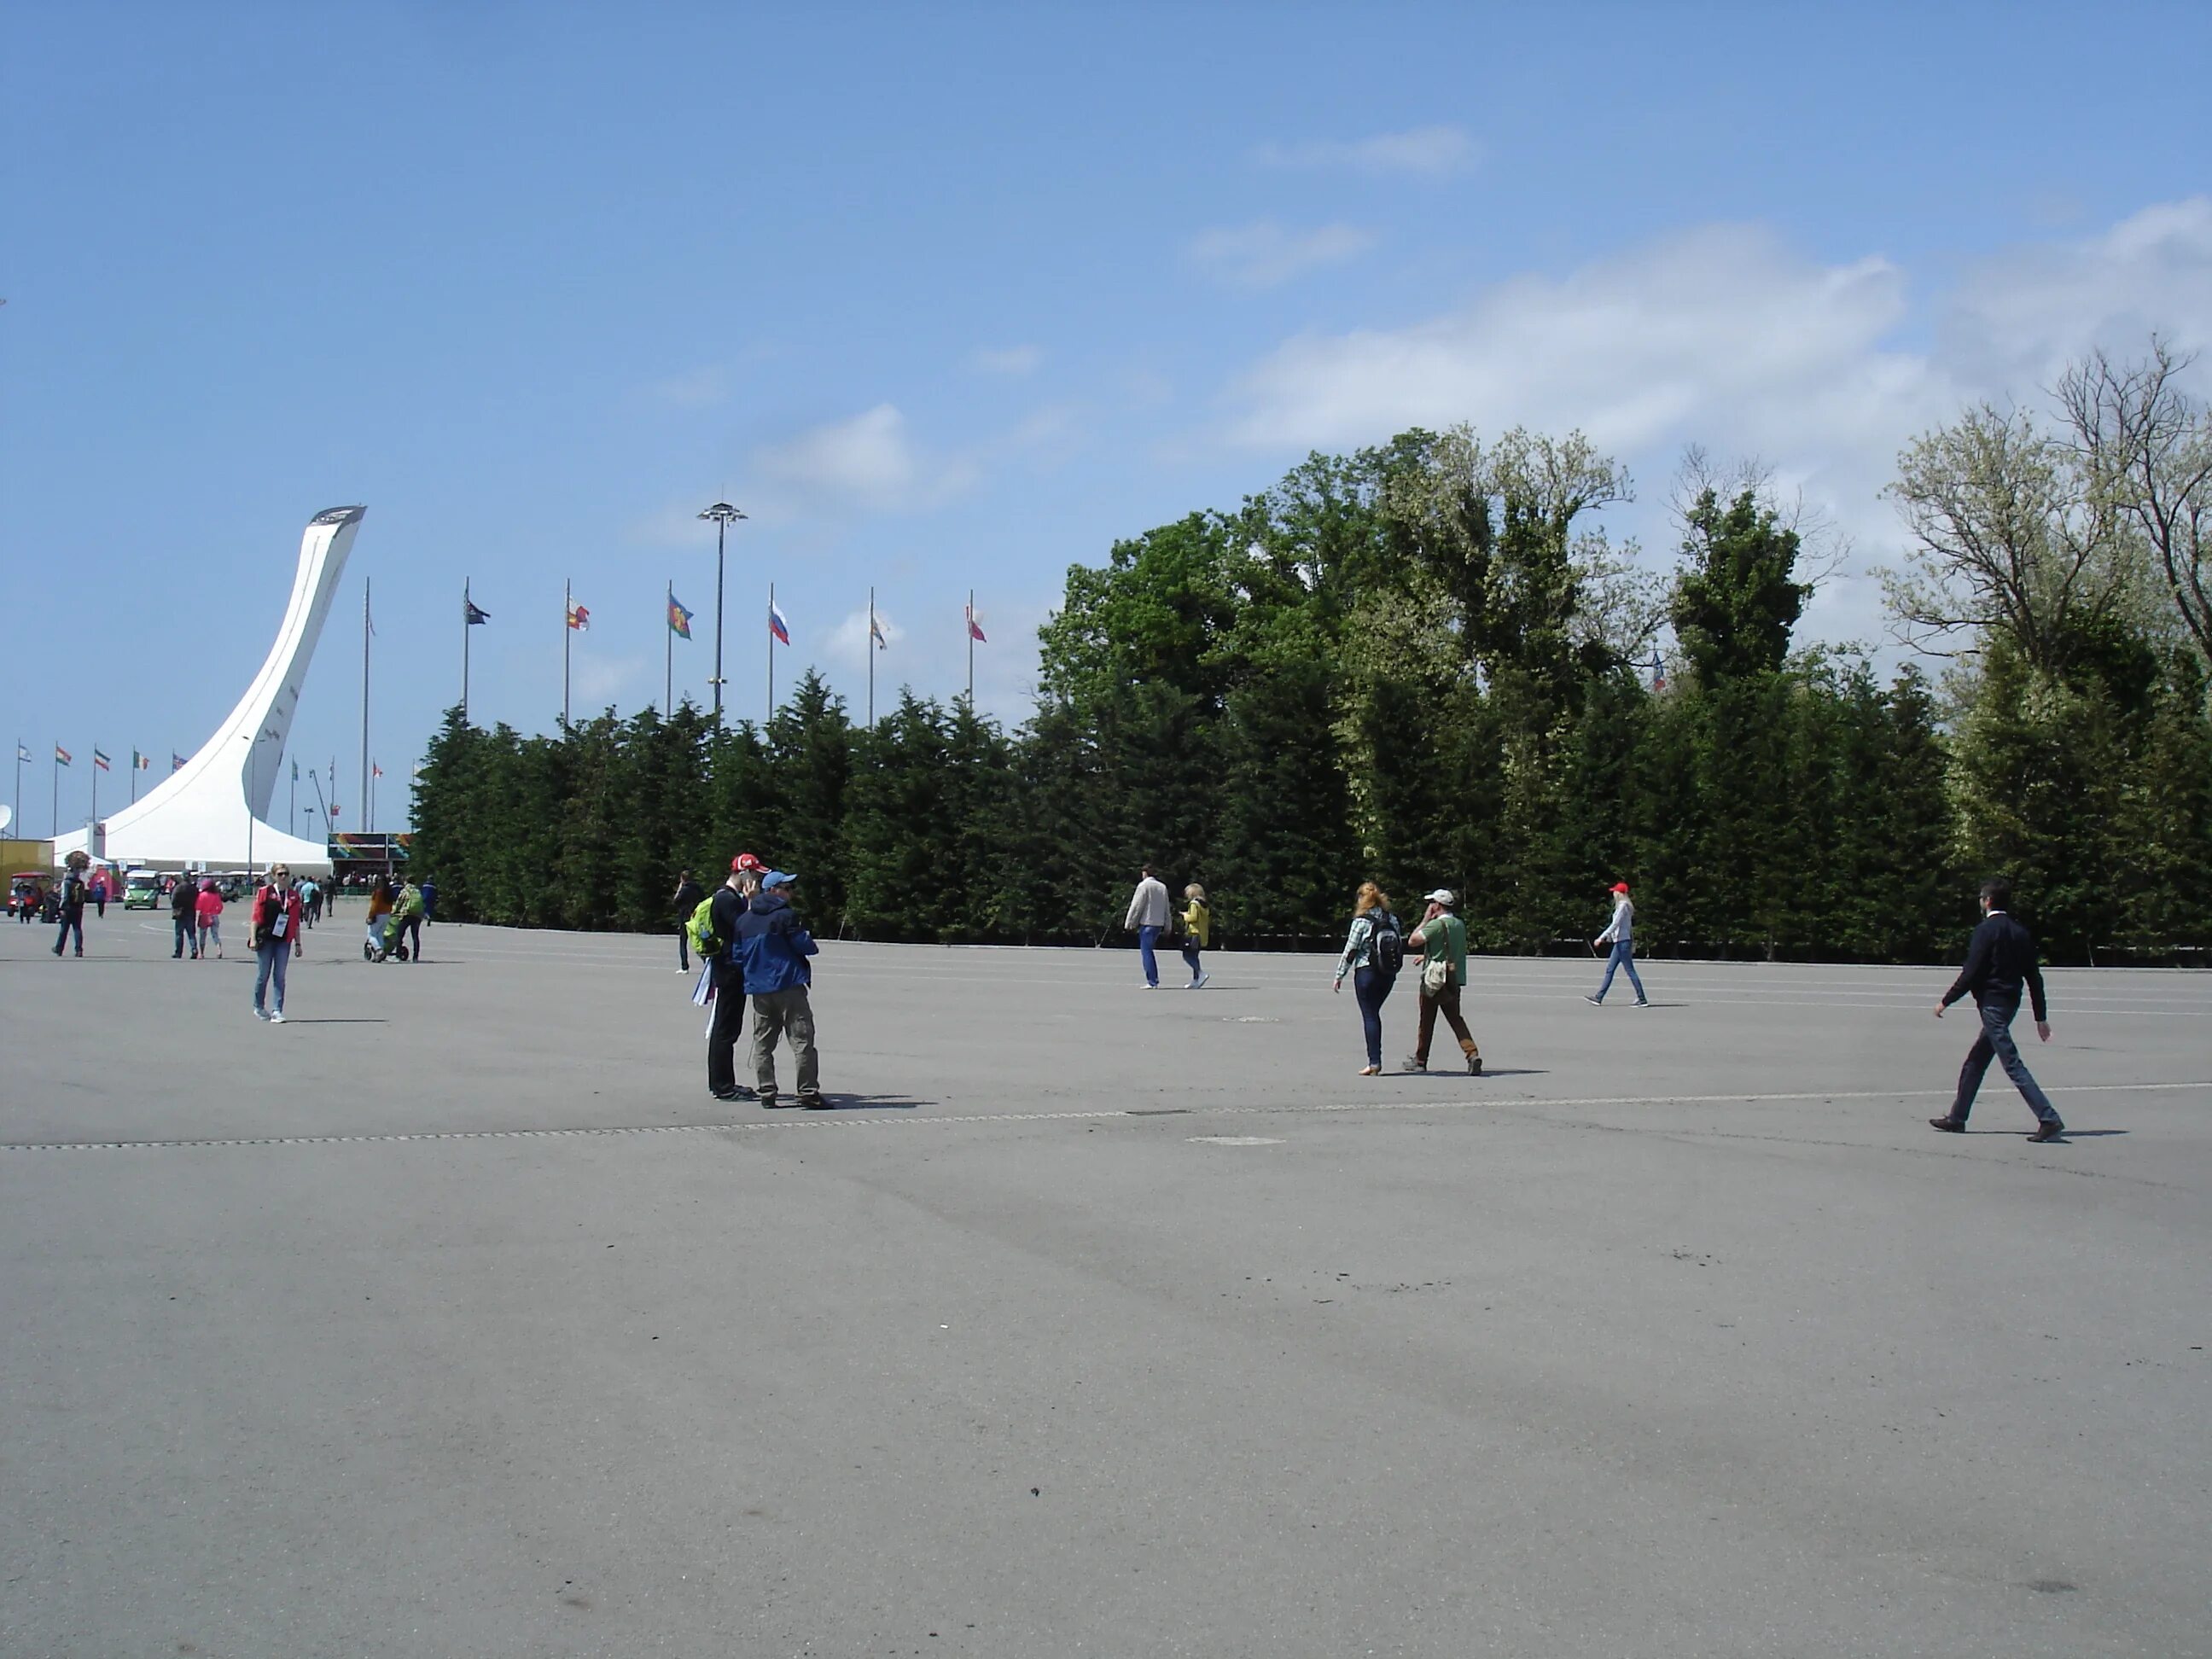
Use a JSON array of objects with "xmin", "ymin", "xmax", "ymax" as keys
[{"xmin": 3, "ymin": 906, "xmax": 2208, "ymax": 1656}]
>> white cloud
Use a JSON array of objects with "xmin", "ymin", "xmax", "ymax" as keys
[
  {"xmin": 1255, "ymin": 124, "xmax": 1481, "ymax": 178},
  {"xmin": 642, "ymin": 364, "xmax": 729, "ymax": 408},
  {"xmin": 826, "ymin": 607, "xmax": 905, "ymax": 667},
  {"xmin": 1214, "ymin": 200, "xmax": 2212, "ymax": 653},
  {"xmin": 750, "ymin": 404, "xmax": 977, "ymax": 516},
  {"xmin": 1187, "ymin": 221, "xmax": 1375, "ymax": 290},
  {"xmin": 969, "ymin": 344, "xmax": 1043, "ymax": 377}
]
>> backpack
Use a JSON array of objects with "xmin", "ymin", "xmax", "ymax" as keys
[
  {"xmin": 685, "ymin": 894, "xmax": 723, "ymax": 959},
  {"xmin": 1366, "ymin": 908, "xmax": 1405, "ymax": 978}
]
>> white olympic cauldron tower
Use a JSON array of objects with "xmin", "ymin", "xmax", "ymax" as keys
[{"xmin": 57, "ymin": 505, "xmax": 366, "ymax": 873}]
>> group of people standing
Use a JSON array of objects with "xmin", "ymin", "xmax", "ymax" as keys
[{"xmin": 689, "ymin": 856, "xmax": 825, "ymax": 1110}]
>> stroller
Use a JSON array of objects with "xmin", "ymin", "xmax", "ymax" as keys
[{"xmin": 364, "ymin": 910, "xmax": 410, "ymax": 962}]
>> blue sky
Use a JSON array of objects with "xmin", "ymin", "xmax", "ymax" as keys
[{"xmin": 6, "ymin": 3, "xmax": 2210, "ymax": 836}]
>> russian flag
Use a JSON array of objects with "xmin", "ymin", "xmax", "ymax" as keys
[{"xmin": 769, "ymin": 600, "xmax": 790, "ymax": 646}]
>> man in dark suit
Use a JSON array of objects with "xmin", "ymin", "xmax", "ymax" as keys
[{"xmin": 1930, "ymin": 876, "xmax": 2064, "ymax": 1142}]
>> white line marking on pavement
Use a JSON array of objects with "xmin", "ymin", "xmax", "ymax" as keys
[{"xmin": 3, "ymin": 1080, "xmax": 2203, "ymax": 1153}]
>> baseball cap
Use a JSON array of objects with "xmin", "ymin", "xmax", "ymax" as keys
[
  {"xmin": 1610, "ymin": 882, "xmax": 1631, "ymax": 894},
  {"xmin": 764, "ymin": 870, "xmax": 797, "ymax": 888},
  {"xmin": 1423, "ymin": 888, "xmax": 1455, "ymax": 905},
  {"xmin": 731, "ymin": 853, "xmax": 765, "ymax": 874}
]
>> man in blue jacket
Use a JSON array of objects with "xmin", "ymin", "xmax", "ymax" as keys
[
  {"xmin": 736, "ymin": 870, "xmax": 824, "ymax": 1109},
  {"xmin": 1930, "ymin": 876, "xmax": 2063, "ymax": 1142}
]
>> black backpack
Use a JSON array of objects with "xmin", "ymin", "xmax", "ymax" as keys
[{"xmin": 1366, "ymin": 908, "xmax": 1405, "ymax": 978}]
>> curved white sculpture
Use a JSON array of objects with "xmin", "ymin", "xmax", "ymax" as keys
[{"xmin": 57, "ymin": 505, "xmax": 365, "ymax": 872}]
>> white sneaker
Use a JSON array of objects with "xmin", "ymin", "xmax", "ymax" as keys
[
  {"xmin": 268, "ymin": 1010, "xmax": 286, "ymax": 1025},
  {"xmin": 1194, "ymin": 971, "xmax": 1210, "ymax": 990},
  {"xmin": 253, "ymin": 1008, "xmax": 270, "ymax": 1022}
]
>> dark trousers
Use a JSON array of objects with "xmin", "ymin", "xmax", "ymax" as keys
[
  {"xmin": 1414, "ymin": 981, "xmax": 1478, "ymax": 1065},
  {"xmin": 1353, "ymin": 966, "xmax": 1394, "ymax": 1068},
  {"xmin": 678, "ymin": 927, "xmax": 690, "ymax": 973},
  {"xmin": 752, "ymin": 986, "xmax": 821, "ymax": 1100},
  {"xmin": 394, "ymin": 914, "xmax": 422, "ymax": 959},
  {"xmin": 174, "ymin": 913, "xmax": 197, "ymax": 957},
  {"xmin": 53, "ymin": 910, "xmax": 84, "ymax": 954},
  {"xmin": 1953, "ymin": 992, "xmax": 2060, "ymax": 1126},
  {"xmin": 706, "ymin": 962, "xmax": 747, "ymax": 1095},
  {"xmin": 1180, "ymin": 941, "xmax": 1202, "ymax": 982}
]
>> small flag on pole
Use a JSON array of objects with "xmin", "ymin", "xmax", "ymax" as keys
[
  {"xmin": 172, "ymin": 753, "xmax": 186, "ymax": 771},
  {"xmin": 566, "ymin": 600, "xmax": 590, "ymax": 632},
  {"xmin": 135, "ymin": 750, "xmax": 151, "ymax": 771},
  {"xmin": 464, "ymin": 594, "xmax": 491, "ymax": 626},
  {"xmin": 668, "ymin": 594, "xmax": 694, "ymax": 639},
  {"xmin": 966, "ymin": 603, "xmax": 988, "ymax": 643},
  {"xmin": 291, "ymin": 759, "xmax": 300, "ymax": 782},
  {"xmin": 870, "ymin": 612, "xmax": 888, "ymax": 650},
  {"xmin": 55, "ymin": 743, "xmax": 72, "ymax": 766},
  {"xmin": 769, "ymin": 600, "xmax": 791, "ymax": 646},
  {"xmin": 92, "ymin": 748, "xmax": 111, "ymax": 771},
  {"xmin": 18, "ymin": 742, "xmax": 32, "ymax": 764},
  {"xmin": 373, "ymin": 762, "xmax": 385, "ymax": 779}
]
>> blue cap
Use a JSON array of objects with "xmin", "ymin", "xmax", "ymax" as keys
[{"xmin": 764, "ymin": 870, "xmax": 796, "ymax": 888}]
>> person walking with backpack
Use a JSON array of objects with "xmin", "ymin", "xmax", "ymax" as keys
[
  {"xmin": 51, "ymin": 855, "xmax": 90, "ymax": 958},
  {"xmin": 1332, "ymin": 882, "xmax": 1403, "ymax": 1076},
  {"xmin": 1123, "ymin": 864, "xmax": 1172, "ymax": 988},
  {"xmin": 249, "ymin": 865, "xmax": 304, "ymax": 1022},
  {"xmin": 738, "ymin": 870, "xmax": 824, "ymax": 1109},
  {"xmin": 1179, "ymin": 883, "xmax": 1212, "ymax": 990},
  {"xmin": 1930, "ymin": 876, "xmax": 2065, "ymax": 1142},
  {"xmin": 1585, "ymin": 881, "xmax": 1649, "ymax": 1007},
  {"xmin": 672, "ymin": 868, "xmax": 704, "ymax": 972},
  {"xmin": 703, "ymin": 856, "xmax": 762, "ymax": 1103},
  {"xmin": 1405, "ymin": 888, "xmax": 1481, "ymax": 1074}
]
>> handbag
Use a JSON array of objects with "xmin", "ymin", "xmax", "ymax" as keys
[{"xmin": 1421, "ymin": 952, "xmax": 1452, "ymax": 993}]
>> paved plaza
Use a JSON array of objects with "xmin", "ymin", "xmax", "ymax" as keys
[{"xmin": 3, "ymin": 908, "xmax": 2208, "ymax": 1656}]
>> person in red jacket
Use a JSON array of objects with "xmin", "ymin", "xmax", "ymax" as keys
[{"xmin": 250, "ymin": 864, "xmax": 306, "ymax": 1024}]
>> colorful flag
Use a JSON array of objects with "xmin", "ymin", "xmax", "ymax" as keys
[
  {"xmin": 668, "ymin": 594, "xmax": 694, "ymax": 639},
  {"xmin": 769, "ymin": 600, "xmax": 791, "ymax": 646},
  {"xmin": 172, "ymin": 753, "xmax": 186, "ymax": 771},
  {"xmin": 464, "ymin": 593, "xmax": 491, "ymax": 625},
  {"xmin": 966, "ymin": 603, "xmax": 988, "ymax": 643},
  {"xmin": 134, "ymin": 750, "xmax": 151, "ymax": 771},
  {"xmin": 92, "ymin": 748, "xmax": 111, "ymax": 771},
  {"xmin": 870, "ymin": 612, "xmax": 888, "ymax": 650},
  {"xmin": 567, "ymin": 601, "xmax": 590, "ymax": 632},
  {"xmin": 55, "ymin": 743, "xmax": 71, "ymax": 766},
  {"xmin": 373, "ymin": 762, "xmax": 385, "ymax": 779}
]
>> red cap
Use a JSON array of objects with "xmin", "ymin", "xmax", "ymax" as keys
[
  {"xmin": 732, "ymin": 853, "xmax": 765, "ymax": 873},
  {"xmin": 1610, "ymin": 882, "xmax": 1631, "ymax": 894}
]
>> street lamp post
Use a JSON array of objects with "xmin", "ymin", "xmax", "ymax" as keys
[{"xmin": 697, "ymin": 503, "xmax": 746, "ymax": 727}]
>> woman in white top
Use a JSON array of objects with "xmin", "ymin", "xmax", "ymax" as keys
[{"xmin": 1586, "ymin": 881, "xmax": 1649, "ymax": 1006}]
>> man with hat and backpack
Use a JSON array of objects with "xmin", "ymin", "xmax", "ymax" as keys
[
  {"xmin": 702, "ymin": 854, "xmax": 765, "ymax": 1103},
  {"xmin": 1405, "ymin": 888, "xmax": 1482, "ymax": 1075}
]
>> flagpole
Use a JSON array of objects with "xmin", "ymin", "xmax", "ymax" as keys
[
  {"xmin": 289, "ymin": 760, "xmax": 295, "ymax": 827},
  {"xmin": 52, "ymin": 748, "xmax": 59, "ymax": 838},
  {"xmin": 563, "ymin": 578, "xmax": 572, "ymax": 727},
  {"xmin": 767, "ymin": 581, "xmax": 776, "ymax": 720},
  {"xmin": 868, "ymin": 586, "xmax": 876, "ymax": 727},
  {"xmin": 664, "ymin": 580, "xmax": 673, "ymax": 718},
  {"xmin": 360, "ymin": 577, "xmax": 372, "ymax": 837},
  {"xmin": 967, "ymin": 588, "xmax": 975, "ymax": 706},
  {"xmin": 463, "ymin": 580, "xmax": 473, "ymax": 722},
  {"xmin": 14, "ymin": 744, "xmax": 22, "ymax": 830},
  {"xmin": 90, "ymin": 746, "xmax": 99, "ymax": 833}
]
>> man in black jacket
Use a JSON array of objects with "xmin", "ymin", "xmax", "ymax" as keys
[
  {"xmin": 705, "ymin": 857, "xmax": 763, "ymax": 1103},
  {"xmin": 1930, "ymin": 876, "xmax": 2064, "ymax": 1141},
  {"xmin": 170, "ymin": 873, "xmax": 200, "ymax": 959}
]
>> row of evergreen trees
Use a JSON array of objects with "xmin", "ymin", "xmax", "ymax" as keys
[{"xmin": 413, "ymin": 396, "xmax": 2212, "ymax": 963}]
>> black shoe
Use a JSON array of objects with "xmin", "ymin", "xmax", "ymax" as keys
[
  {"xmin": 799, "ymin": 1093, "xmax": 830, "ymax": 1110},
  {"xmin": 709, "ymin": 1087, "xmax": 752, "ymax": 1103},
  {"xmin": 2028, "ymin": 1121, "xmax": 2066, "ymax": 1143},
  {"xmin": 757, "ymin": 1094, "xmax": 786, "ymax": 1110},
  {"xmin": 1929, "ymin": 1116, "xmax": 1965, "ymax": 1133},
  {"xmin": 1401, "ymin": 1057, "xmax": 1427, "ymax": 1073},
  {"xmin": 1467, "ymin": 1054, "xmax": 1483, "ymax": 1076}
]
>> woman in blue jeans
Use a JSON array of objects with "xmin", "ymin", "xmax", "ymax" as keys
[
  {"xmin": 1332, "ymin": 882, "xmax": 1400, "ymax": 1075},
  {"xmin": 1586, "ymin": 880, "xmax": 1649, "ymax": 1006}
]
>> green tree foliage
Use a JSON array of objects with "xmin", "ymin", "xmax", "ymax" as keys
[{"xmin": 410, "ymin": 417, "xmax": 2209, "ymax": 963}]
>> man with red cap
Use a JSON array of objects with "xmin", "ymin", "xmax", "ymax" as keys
[{"xmin": 1585, "ymin": 881, "xmax": 1649, "ymax": 1007}]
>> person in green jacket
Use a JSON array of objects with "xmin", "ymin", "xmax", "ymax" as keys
[
  {"xmin": 1406, "ymin": 888, "xmax": 1481, "ymax": 1075},
  {"xmin": 1179, "ymin": 884, "xmax": 1212, "ymax": 990},
  {"xmin": 389, "ymin": 876, "xmax": 426, "ymax": 962}
]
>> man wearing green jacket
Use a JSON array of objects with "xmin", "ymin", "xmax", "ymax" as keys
[{"xmin": 1405, "ymin": 888, "xmax": 1481, "ymax": 1076}]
